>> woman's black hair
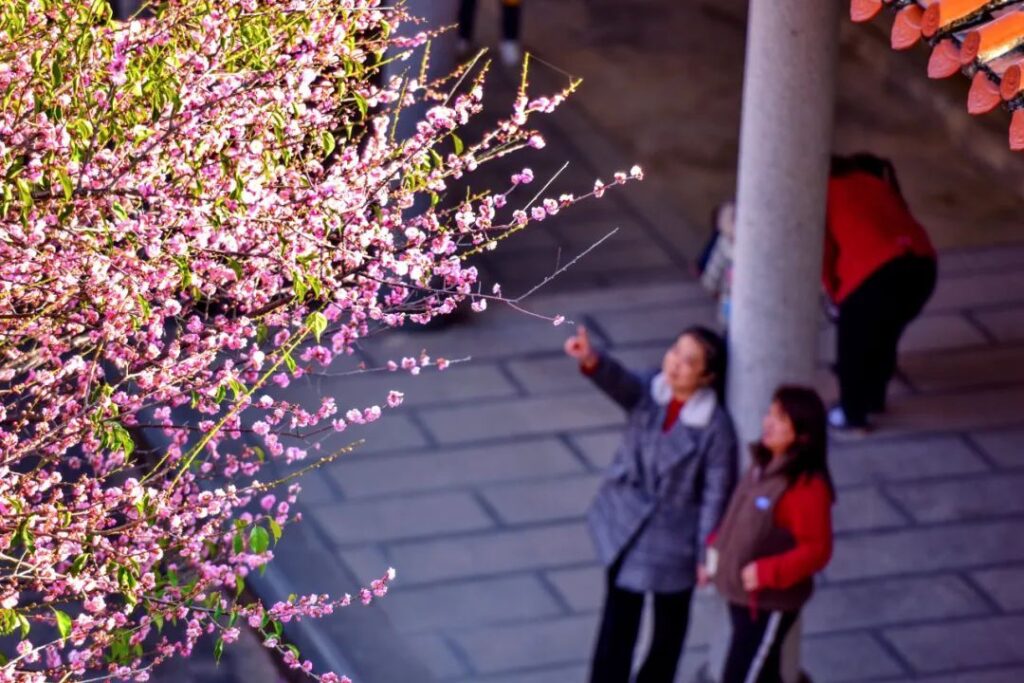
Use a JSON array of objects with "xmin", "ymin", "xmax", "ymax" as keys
[
  {"xmin": 751, "ymin": 385, "xmax": 836, "ymax": 501},
  {"xmin": 678, "ymin": 326, "xmax": 727, "ymax": 400},
  {"xmin": 830, "ymin": 152, "xmax": 903, "ymax": 198}
]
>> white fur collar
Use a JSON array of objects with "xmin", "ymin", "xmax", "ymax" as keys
[{"xmin": 650, "ymin": 373, "xmax": 717, "ymax": 428}]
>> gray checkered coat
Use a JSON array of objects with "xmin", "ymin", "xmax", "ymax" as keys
[{"xmin": 585, "ymin": 355, "xmax": 738, "ymax": 593}]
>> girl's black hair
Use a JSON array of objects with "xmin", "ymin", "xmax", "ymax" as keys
[
  {"xmin": 678, "ymin": 326, "xmax": 727, "ymax": 400},
  {"xmin": 830, "ymin": 152, "xmax": 903, "ymax": 198},
  {"xmin": 751, "ymin": 385, "xmax": 836, "ymax": 501}
]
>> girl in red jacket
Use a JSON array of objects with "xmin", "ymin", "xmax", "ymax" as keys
[
  {"xmin": 707, "ymin": 386, "xmax": 834, "ymax": 683},
  {"xmin": 824, "ymin": 153, "xmax": 937, "ymax": 432}
]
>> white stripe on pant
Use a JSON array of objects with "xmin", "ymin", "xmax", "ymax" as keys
[{"xmin": 743, "ymin": 611, "xmax": 782, "ymax": 683}]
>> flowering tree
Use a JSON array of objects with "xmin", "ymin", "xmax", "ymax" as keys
[{"xmin": 0, "ymin": 0, "xmax": 640, "ymax": 680}]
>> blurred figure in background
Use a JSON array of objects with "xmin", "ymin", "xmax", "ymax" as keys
[
  {"xmin": 824, "ymin": 153, "xmax": 937, "ymax": 434},
  {"xmin": 457, "ymin": 0, "xmax": 523, "ymax": 66},
  {"xmin": 697, "ymin": 153, "xmax": 936, "ymax": 436}
]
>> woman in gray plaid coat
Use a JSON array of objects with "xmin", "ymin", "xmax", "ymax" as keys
[{"xmin": 565, "ymin": 326, "xmax": 738, "ymax": 683}]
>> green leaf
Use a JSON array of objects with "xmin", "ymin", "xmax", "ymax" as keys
[
  {"xmin": 111, "ymin": 202, "xmax": 128, "ymax": 221},
  {"xmin": 268, "ymin": 518, "xmax": 282, "ymax": 545},
  {"xmin": 135, "ymin": 294, "xmax": 151, "ymax": 320},
  {"xmin": 58, "ymin": 168, "xmax": 73, "ymax": 201},
  {"xmin": 53, "ymin": 609, "xmax": 72, "ymax": 641},
  {"xmin": 232, "ymin": 532, "xmax": 243, "ymax": 555},
  {"xmin": 249, "ymin": 526, "xmax": 270, "ymax": 555},
  {"xmin": 283, "ymin": 352, "xmax": 296, "ymax": 375},
  {"xmin": 226, "ymin": 257, "xmax": 243, "ymax": 281},
  {"xmin": 308, "ymin": 311, "xmax": 327, "ymax": 343},
  {"xmin": 0, "ymin": 609, "xmax": 17, "ymax": 637},
  {"xmin": 235, "ymin": 575, "xmax": 245, "ymax": 599},
  {"xmin": 17, "ymin": 614, "xmax": 30, "ymax": 639},
  {"xmin": 70, "ymin": 553, "xmax": 89, "ymax": 576},
  {"xmin": 152, "ymin": 613, "xmax": 164, "ymax": 632},
  {"xmin": 429, "ymin": 149, "xmax": 443, "ymax": 170},
  {"xmin": 213, "ymin": 638, "xmax": 224, "ymax": 664},
  {"xmin": 353, "ymin": 93, "xmax": 368, "ymax": 118},
  {"xmin": 320, "ymin": 130, "xmax": 335, "ymax": 157},
  {"xmin": 451, "ymin": 133, "xmax": 464, "ymax": 156}
]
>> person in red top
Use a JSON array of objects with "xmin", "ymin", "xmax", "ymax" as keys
[
  {"xmin": 824, "ymin": 153, "xmax": 938, "ymax": 432},
  {"xmin": 707, "ymin": 386, "xmax": 834, "ymax": 683}
]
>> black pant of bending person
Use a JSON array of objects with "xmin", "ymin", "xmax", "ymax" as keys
[
  {"xmin": 589, "ymin": 562, "xmax": 692, "ymax": 683},
  {"xmin": 836, "ymin": 253, "xmax": 937, "ymax": 427},
  {"xmin": 458, "ymin": 0, "xmax": 522, "ymax": 41}
]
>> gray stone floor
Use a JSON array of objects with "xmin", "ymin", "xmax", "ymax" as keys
[{"xmin": 251, "ymin": 240, "xmax": 1024, "ymax": 683}]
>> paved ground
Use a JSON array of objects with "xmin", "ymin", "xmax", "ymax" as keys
[
  {"xmin": 224, "ymin": 3, "xmax": 1024, "ymax": 683},
  {"xmin": 258, "ymin": 241, "xmax": 1024, "ymax": 683}
]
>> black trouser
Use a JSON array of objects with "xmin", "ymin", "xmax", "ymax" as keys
[
  {"xmin": 836, "ymin": 254, "xmax": 937, "ymax": 425},
  {"xmin": 721, "ymin": 605, "xmax": 800, "ymax": 683},
  {"xmin": 589, "ymin": 567, "xmax": 693, "ymax": 683},
  {"xmin": 458, "ymin": 0, "xmax": 522, "ymax": 42}
]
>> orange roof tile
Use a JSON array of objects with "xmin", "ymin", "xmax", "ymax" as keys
[{"xmin": 854, "ymin": 0, "xmax": 1024, "ymax": 150}]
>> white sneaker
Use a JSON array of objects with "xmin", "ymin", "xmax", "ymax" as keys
[
  {"xmin": 828, "ymin": 405, "xmax": 870, "ymax": 438},
  {"xmin": 499, "ymin": 40, "xmax": 522, "ymax": 67}
]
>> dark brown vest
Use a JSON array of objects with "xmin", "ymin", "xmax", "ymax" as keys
[{"xmin": 711, "ymin": 456, "xmax": 814, "ymax": 612}]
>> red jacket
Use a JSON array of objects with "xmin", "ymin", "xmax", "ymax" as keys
[
  {"xmin": 823, "ymin": 172, "xmax": 935, "ymax": 304},
  {"xmin": 754, "ymin": 475, "xmax": 833, "ymax": 590}
]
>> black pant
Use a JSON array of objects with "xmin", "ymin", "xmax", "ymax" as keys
[
  {"xmin": 836, "ymin": 254, "xmax": 937, "ymax": 425},
  {"xmin": 458, "ymin": 0, "xmax": 522, "ymax": 42},
  {"xmin": 721, "ymin": 605, "xmax": 800, "ymax": 683},
  {"xmin": 589, "ymin": 569, "xmax": 693, "ymax": 683}
]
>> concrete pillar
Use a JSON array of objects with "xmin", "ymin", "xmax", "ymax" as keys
[{"xmin": 715, "ymin": 1, "xmax": 841, "ymax": 681}]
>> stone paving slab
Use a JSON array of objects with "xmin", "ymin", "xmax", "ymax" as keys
[
  {"xmin": 570, "ymin": 429, "xmax": 625, "ymax": 471},
  {"xmin": 378, "ymin": 575, "xmax": 563, "ymax": 633},
  {"xmin": 970, "ymin": 565, "xmax": 1024, "ymax": 611},
  {"xmin": 826, "ymin": 521, "xmax": 1024, "ymax": 582},
  {"xmin": 310, "ymin": 491, "xmax": 495, "ymax": 545},
  {"xmin": 972, "ymin": 305, "xmax": 1024, "ymax": 343},
  {"xmin": 874, "ymin": 386, "xmax": 1024, "ymax": 434},
  {"xmin": 892, "ymin": 669, "xmax": 1024, "ymax": 683},
  {"xmin": 801, "ymin": 632, "xmax": 907, "ymax": 682},
  {"xmin": 804, "ymin": 575, "xmax": 990, "ymax": 633},
  {"xmin": 831, "ymin": 486, "xmax": 909, "ymax": 533},
  {"xmin": 936, "ymin": 245, "xmax": 1024, "ymax": 276},
  {"xmin": 327, "ymin": 438, "xmax": 585, "ymax": 499},
  {"xmin": 420, "ymin": 393, "xmax": 625, "ymax": 444},
  {"xmin": 971, "ymin": 427, "xmax": 1024, "ymax": 469},
  {"xmin": 504, "ymin": 345, "xmax": 667, "ymax": 396},
  {"xmin": 450, "ymin": 614, "xmax": 597, "ymax": 674},
  {"xmin": 883, "ymin": 615, "xmax": 1024, "ymax": 673},
  {"xmin": 884, "ymin": 473, "xmax": 1024, "ymax": 523},
  {"xmin": 480, "ymin": 473, "xmax": 602, "ymax": 524},
  {"xmin": 828, "ymin": 436, "xmax": 990, "ymax": 487},
  {"xmin": 405, "ymin": 633, "xmax": 468, "ymax": 679},
  {"xmin": 372, "ymin": 523, "xmax": 596, "ymax": 586},
  {"xmin": 897, "ymin": 313, "xmax": 988, "ymax": 353},
  {"xmin": 899, "ymin": 344, "xmax": 1024, "ymax": 392},
  {"xmin": 544, "ymin": 565, "xmax": 605, "ymax": 613},
  {"xmin": 466, "ymin": 663, "xmax": 590, "ymax": 683},
  {"xmin": 589, "ymin": 304, "xmax": 718, "ymax": 346},
  {"xmin": 926, "ymin": 270, "xmax": 1024, "ymax": 312}
]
